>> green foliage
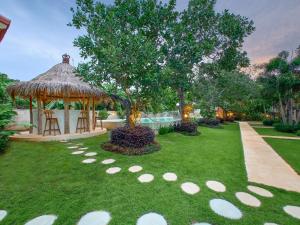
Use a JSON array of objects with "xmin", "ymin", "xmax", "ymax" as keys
[
  {"xmin": 273, "ymin": 122, "xmax": 299, "ymax": 133},
  {"xmin": 263, "ymin": 119, "xmax": 275, "ymax": 126},
  {"xmin": 98, "ymin": 110, "xmax": 109, "ymax": 120},
  {"xmin": 0, "ymin": 104, "xmax": 16, "ymax": 152},
  {"xmin": 297, "ymin": 130, "xmax": 300, "ymax": 136},
  {"xmin": 158, "ymin": 125, "xmax": 174, "ymax": 135}
]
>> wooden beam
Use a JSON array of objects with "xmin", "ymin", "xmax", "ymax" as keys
[
  {"xmin": 29, "ymin": 96, "xmax": 33, "ymax": 134},
  {"xmin": 37, "ymin": 98, "xmax": 43, "ymax": 135},
  {"xmin": 92, "ymin": 98, "xmax": 95, "ymax": 130},
  {"xmin": 64, "ymin": 98, "xmax": 70, "ymax": 134},
  {"xmin": 86, "ymin": 98, "xmax": 90, "ymax": 132}
]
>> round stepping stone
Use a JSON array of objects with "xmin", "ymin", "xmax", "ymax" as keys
[
  {"xmin": 0, "ymin": 210, "xmax": 7, "ymax": 221},
  {"xmin": 235, "ymin": 192, "xmax": 261, "ymax": 207},
  {"xmin": 60, "ymin": 140, "xmax": 68, "ymax": 143},
  {"xmin": 283, "ymin": 205, "xmax": 300, "ymax": 220},
  {"xmin": 79, "ymin": 147, "xmax": 88, "ymax": 150},
  {"xmin": 25, "ymin": 215, "xmax": 57, "ymax": 225},
  {"xmin": 106, "ymin": 167, "xmax": 121, "ymax": 174},
  {"xmin": 247, "ymin": 185, "xmax": 273, "ymax": 198},
  {"xmin": 209, "ymin": 199, "xmax": 242, "ymax": 220},
  {"xmin": 264, "ymin": 223, "xmax": 279, "ymax": 225},
  {"xmin": 82, "ymin": 158, "xmax": 96, "ymax": 164},
  {"xmin": 68, "ymin": 146, "xmax": 78, "ymax": 149},
  {"xmin": 206, "ymin": 180, "xmax": 226, "ymax": 192},
  {"xmin": 128, "ymin": 165, "xmax": 143, "ymax": 173},
  {"xmin": 162, "ymin": 172, "xmax": 177, "ymax": 181},
  {"xmin": 77, "ymin": 211, "xmax": 111, "ymax": 225},
  {"xmin": 136, "ymin": 212, "xmax": 167, "ymax": 225},
  {"xmin": 72, "ymin": 151, "xmax": 85, "ymax": 155},
  {"xmin": 193, "ymin": 223, "xmax": 212, "ymax": 225},
  {"xmin": 181, "ymin": 182, "xmax": 200, "ymax": 195},
  {"xmin": 85, "ymin": 152, "xmax": 97, "ymax": 157},
  {"xmin": 101, "ymin": 159, "xmax": 116, "ymax": 165},
  {"xmin": 138, "ymin": 174, "xmax": 154, "ymax": 183},
  {"xmin": 76, "ymin": 143, "xmax": 84, "ymax": 146}
]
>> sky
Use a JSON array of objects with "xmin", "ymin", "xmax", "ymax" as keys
[{"xmin": 0, "ymin": 0, "xmax": 300, "ymax": 81}]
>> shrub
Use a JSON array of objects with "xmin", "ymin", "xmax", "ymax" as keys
[
  {"xmin": 110, "ymin": 126, "xmax": 155, "ymax": 148},
  {"xmin": 0, "ymin": 104, "xmax": 16, "ymax": 153},
  {"xmin": 173, "ymin": 122, "xmax": 199, "ymax": 136},
  {"xmin": 158, "ymin": 125, "xmax": 174, "ymax": 135},
  {"xmin": 273, "ymin": 123, "xmax": 299, "ymax": 133},
  {"xmin": 297, "ymin": 130, "xmax": 300, "ymax": 136},
  {"xmin": 98, "ymin": 110, "xmax": 109, "ymax": 120},
  {"xmin": 262, "ymin": 119, "xmax": 276, "ymax": 126},
  {"xmin": 117, "ymin": 110, "xmax": 125, "ymax": 119},
  {"xmin": 197, "ymin": 118, "xmax": 220, "ymax": 127}
]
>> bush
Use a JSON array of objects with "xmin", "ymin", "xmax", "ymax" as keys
[
  {"xmin": 0, "ymin": 104, "xmax": 16, "ymax": 153},
  {"xmin": 110, "ymin": 126, "xmax": 155, "ymax": 148},
  {"xmin": 98, "ymin": 110, "xmax": 109, "ymax": 120},
  {"xmin": 197, "ymin": 118, "xmax": 220, "ymax": 127},
  {"xmin": 158, "ymin": 125, "xmax": 174, "ymax": 135},
  {"xmin": 262, "ymin": 119, "xmax": 275, "ymax": 126},
  {"xmin": 297, "ymin": 130, "xmax": 300, "ymax": 136},
  {"xmin": 273, "ymin": 123, "xmax": 299, "ymax": 133},
  {"xmin": 173, "ymin": 122, "xmax": 199, "ymax": 136}
]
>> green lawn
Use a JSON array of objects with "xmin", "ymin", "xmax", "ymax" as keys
[
  {"xmin": 254, "ymin": 127, "xmax": 298, "ymax": 137},
  {"xmin": 265, "ymin": 138, "xmax": 300, "ymax": 174},
  {"xmin": 0, "ymin": 124, "xmax": 300, "ymax": 225}
]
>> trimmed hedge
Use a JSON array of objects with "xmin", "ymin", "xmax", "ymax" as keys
[
  {"xmin": 273, "ymin": 123, "xmax": 299, "ymax": 133},
  {"xmin": 174, "ymin": 122, "xmax": 199, "ymax": 136},
  {"xmin": 111, "ymin": 126, "xmax": 155, "ymax": 148},
  {"xmin": 197, "ymin": 118, "xmax": 221, "ymax": 127},
  {"xmin": 262, "ymin": 119, "xmax": 280, "ymax": 126}
]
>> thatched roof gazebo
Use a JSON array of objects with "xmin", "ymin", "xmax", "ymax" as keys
[{"xmin": 7, "ymin": 54, "xmax": 109, "ymax": 135}]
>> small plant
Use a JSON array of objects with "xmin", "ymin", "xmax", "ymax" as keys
[
  {"xmin": 197, "ymin": 118, "xmax": 221, "ymax": 127},
  {"xmin": 173, "ymin": 122, "xmax": 199, "ymax": 136},
  {"xmin": 0, "ymin": 104, "xmax": 16, "ymax": 152},
  {"xmin": 98, "ymin": 110, "xmax": 109, "ymax": 120},
  {"xmin": 262, "ymin": 119, "xmax": 275, "ymax": 126},
  {"xmin": 273, "ymin": 123, "xmax": 298, "ymax": 133},
  {"xmin": 158, "ymin": 125, "xmax": 174, "ymax": 135},
  {"xmin": 297, "ymin": 130, "xmax": 300, "ymax": 136},
  {"xmin": 117, "ymin": 109, "xmax": 125, "ymax": 119}
]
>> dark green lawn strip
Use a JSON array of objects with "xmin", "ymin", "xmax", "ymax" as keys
[
  {"xmin": 254, "ymin": 127, "xmax": 297, "ymax": 137},
  {"xmin": 0, "ymin": 124, "xmax": 299, "ymax": 225},
  {"xmin": 265, "ymin": 138, "xmax": 300, "ymax": 174}
]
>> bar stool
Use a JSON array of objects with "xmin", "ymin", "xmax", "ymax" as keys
[
  {"xmin": 76, "ymin": 110, "xmax": 88, "ymax": 133},
  {"xmin": 43, "ymin": 110, "xmax": 61, "ymax": 136},
  {"xmin": 93, "ymin": 111, "xmax": 103, "ymax": 129}
]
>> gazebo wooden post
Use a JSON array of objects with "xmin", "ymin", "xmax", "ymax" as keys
[
  {"xmin": 92, "ymin": 97, "xmax": 95, "ymax": 130},
  {"xmin": 37, "ymin": 97, "xmax": 43, "ymax": 135},
  {"xmin": 64, "ymin": 98, "xmax": 70, "ymax": 134},
  {"xmin": 86, "ymin": 98, "xmax": 91, "ymax": 132},
  {"xmin": 29, "ymin": 96, "xmax": 33, "ymax": 134}
]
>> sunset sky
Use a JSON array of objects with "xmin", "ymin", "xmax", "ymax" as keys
[{"xmin": 1, "ymin": 0, "xmax": 300, "ymax": 80}]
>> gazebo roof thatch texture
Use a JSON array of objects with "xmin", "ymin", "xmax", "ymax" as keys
[{"xmin": 7, "ymin": 54, "xmax": 107, "ymax": 101}]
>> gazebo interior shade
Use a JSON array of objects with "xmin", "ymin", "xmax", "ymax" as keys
[{"xmin": 7, "ymin": 54, "xmax": 108, "ymax": 101}]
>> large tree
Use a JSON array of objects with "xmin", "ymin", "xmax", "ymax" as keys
[
  {"xmin": 161, "ymin": 0, "xmax": 254, "ymax": 121},
  {"xmin": 70, "ymin": 0, "xmax": 176, "ymax": 127}
]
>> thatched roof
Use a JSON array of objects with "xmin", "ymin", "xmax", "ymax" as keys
[{"xmin": 7, "ymin": 54, "xmax": 108, "ymax": 101}]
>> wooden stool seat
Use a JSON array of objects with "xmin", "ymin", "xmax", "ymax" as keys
[
  {"xmin": 76, "ymin": 110, "xmax": 88, "ymax": 133},
  {"xmin": 43, "ymin": 110, "xmax": 61, "ymax": 136}
]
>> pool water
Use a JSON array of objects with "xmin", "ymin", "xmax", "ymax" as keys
[{"xmin": 140, "ymin": 117, "xmax": 179, "ymax": 124}]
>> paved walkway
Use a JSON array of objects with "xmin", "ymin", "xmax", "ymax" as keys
[
  {"xmin": 261, "ymin": 135, "xmax": 300, "ymax": 140},
  {"xmin": 239, "ymin": 122, "xmax": 300, "ymax": 193}
]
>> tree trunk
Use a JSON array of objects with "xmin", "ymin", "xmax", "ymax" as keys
[
  {"xmin": 121, "ymin": 99, "xmax": 131, "ymax": 127},
  {"xmin": 177, "ymin": 87, "xmax": 185, "ymax": 121},
  {"xmin": 278, "ymin": 93, "xmax": 287, "ymax": 124}
]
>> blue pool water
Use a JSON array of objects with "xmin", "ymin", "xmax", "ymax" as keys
[{"xmin": 140, "ymin": 117, "xmax": 179, "ymax": 124}]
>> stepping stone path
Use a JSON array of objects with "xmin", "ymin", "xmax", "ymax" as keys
[
  {"xmin": 24, "ymin": 215, "xmax": 57, "ymax": 225},
  {"xmin": 106, "ymin": 167, "xmax": 121, "ymax": 174},
  {"xmin": 72, "ymin": 151, "xmax": 85, "ymax": 155},
  {"xmin": 101, "ymin": 159, "xmax": 116, "ymax": 165},
  {"xmin": 181, "ymin": 182, "xmax": 200, "ymax": 195},
  {"xmin": 138, "ymin": 174, "xmax": 154, "ymax": 183},
  {"xmin": 206, "ymin": 180, "xmax": 226, "ymax": 192},
  {"xmin": 235, "ymin": 192, "xmax": 261, "ymax": 207},
  {"xmin": 136, "ymin": 212, "xmax": 167, "ymax": 225},
  {"xmin": 128, "ymin": 165, "xmax": 143, "ymax": 173},
  {"xmin": 77, "ymin": 211, "xmax": 111, "ymax": 225},
  {"xmin": 283, "ymin": 205, "xmax": 300, "ymax": 220},
  {"xmin": 79, "ymin": 147, "xmax": 88, "ymax": 150},
  {"xmin": 162, "ymin": 172, "xmax": 177, "ymax": 181},
  {"xmin": 85, "ymin": 152, "xmax": 97, "ymax": 157},
  {"xmin": 0, "ymin": 210, "xmax": 7, "ymax": 221},
  {"xmin": 209, "ymin": 199, "xmax": 242, "ymax": 220},
  {"xmin": 68, "ymin": 146, "xmax": 78, "ymax": 149},
  {"xmin": 82, "ymin": 158, "xmax": 96, "ymax": 164},
  {"xmin": 247, "ymin": 185, "xmax": 273, "ymax": 198}
]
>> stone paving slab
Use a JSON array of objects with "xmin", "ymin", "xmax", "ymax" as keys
[{"xmin": 239, "ymin": 122, "xmax": 300, "ymax": 193}]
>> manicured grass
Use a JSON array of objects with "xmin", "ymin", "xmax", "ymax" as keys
[
  {"xmin": 254, "ymin": 127, "xmax": 298, "ymax": 137},
  {"xmin": 0, "ymin": 124, "xmax": 300, "ymax": 225},
  {"xmin": 264, "ymin": 138, "xmax": 300, "ymax": 174}
]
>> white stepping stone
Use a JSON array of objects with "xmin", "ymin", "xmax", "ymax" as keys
[
  {"xmin": 162, "ymin": 172, "xmax": 177, "ymax": 181},
  {"xmin": 82, "ymin": 158, "xmax": 96, "ymax": 164},
  {"xmin": 101, "ymin": 159, "xmax": 116, "ymax": 165},
  {"xmin": 25, "ymin": 215, "xmax": 57, "ymax": 225},
  {"xmin": 68, "ymin": 146, "xmax": 78, "ymax": 149},
  {"xmin": 206, "ymin": 180, "xmax": 226, "ymax": 192},
  {"xmin": 72, "ymin": 151, "xmax": 85, "ymax": 155},
  {"xmin": 181, "ymin": 182, "xmax": 200, "ymax": 195},
  {"xmin": 106, "ymin": 167, "xmax": 121, "ymax": 174},
  {"xmin": 193, "ymin": 223, "xmax": 212, "ymax": 225},
  {"xmin": 77, "ymin": 211, "xmax": 111, "ymax": 225},
  {"xmin": 76, "ymin": 143, "xmax": 84, "ymax": 146},
  {"xmin": 128, "ymin": 165, "xmax": 143, "ymax": 173},
  {"xmin": 247, "ymin": 185, "xmax": 273, "ymax": 198},
  {"xmin": 136, "ymin": 212, "xmax": 167, "ymax": 225},
  {"xmin": 85, "ymin": 152, "xmax": 97, "ymax": 157},
  {"xmin": 264, "ymin": 223, "xmax": 279, "ymax": 225},
  {"xmin": 0, "ymin": 210, "xmax": 7, "ymax": 221},
  {"xmin": 235, "ymin": 192, "xmax": 261, "ymax": 207},
  {"xmin": 79, "ymin": 147, "xmax": 88, "ymax": 150},
  {"xmin": 209, "ymin": 199, "xmax": 242, "ymax": 220},
  {"xmin": 138, "ymin": 174, "xmax": 154, "ymax": 183},
  {"xmin": 60, "ymin": 140, "xmax": 68, "ymax": 143},
  {"xmin": 283, "ymin": 205, "xmax": 300, "ymax": 220}
]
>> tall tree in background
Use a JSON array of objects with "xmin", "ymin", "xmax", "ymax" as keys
[{"xmin": 70, "ymin": 0, "xmax": 176, "ymax": 127}]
